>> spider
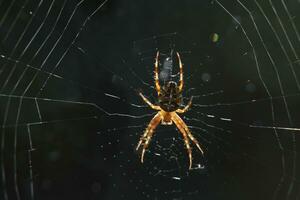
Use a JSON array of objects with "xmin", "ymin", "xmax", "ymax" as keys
[{"xmin": 136, "ymin": 51, "xmax": 204, "ymax": 169}]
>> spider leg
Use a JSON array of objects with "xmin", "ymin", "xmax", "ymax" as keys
[
  {"xmin": 176, "ymin": 52, "xmax": 184, "ymax": 92},
  {"xmin": 171, "ymin": 113, "xmax": 193, "ymax": 169},
  {"xmin": 136, "ymin": 112, "xmax": 161, "ymax": 163},
  {"xmin": 176, "ymin": 97, "xmax": 193, "ymax": 114},
  {"xmin": 139, "ymin": 92, "xmax": 160, "ymax": 110},
  {"xmin": 173, "ymin": 113, "xmax": 204, "ymax": 155},
  {"xmin": 154, "ymin": 51, "xmax": 161, "ymax": 95}
]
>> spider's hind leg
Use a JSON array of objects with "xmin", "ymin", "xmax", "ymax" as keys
[
  {"xmin": 171, "ymin": 113, "xmax": 193, "ymax": 169},
  {"xmin": 172, "ymin": 112, "xmax": 204, "ymax": 169},
  {"xmin": 136, "ymin": 112, "xmax": 161, "ymax": 163},
  {"xmin": 173, "ymin": 113, "xmax": 204, "ymax": 155}
]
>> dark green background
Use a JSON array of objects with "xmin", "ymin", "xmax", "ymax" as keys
[{"xmin": 0, "ymin": 0, "xmax": 300, "ymax": 199}]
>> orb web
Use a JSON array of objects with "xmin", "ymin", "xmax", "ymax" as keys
[{"xmin": 0, "ymin": 0, "xmax": 299, "ymax": 200}]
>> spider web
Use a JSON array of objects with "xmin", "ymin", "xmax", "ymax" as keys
[{"xmin": 0, "ymin": 0, "xmax": 300, "ymax": 199}]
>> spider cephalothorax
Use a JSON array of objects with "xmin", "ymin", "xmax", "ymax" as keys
[
  {"xmin": 136, "ymin": 51, "xmax": 203, "ymax": 169},
  {"xmin": 158, "ymin": 81, "xmax": 182, "ymax": 112}
]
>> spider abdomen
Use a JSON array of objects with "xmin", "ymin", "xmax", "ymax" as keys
[{"xmin": 159, "ymin": 57, "xmax": 173, "ymax": 84}]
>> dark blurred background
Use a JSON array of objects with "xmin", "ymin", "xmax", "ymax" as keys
[{"xmin": 0, "ymin": 0, "xmax": 300, "ymax": 200}]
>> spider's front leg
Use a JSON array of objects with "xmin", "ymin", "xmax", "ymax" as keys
[
  {"xmin": 176, "ymin": 52, "xmax": 184, "ymax": 92},
  {"xmin": 154, "ymin": 51, "xmax": 161, "ymax": 95},
  {"xmin": 136, "ymin": 112, "xmax": 161, "ymax": 163}
]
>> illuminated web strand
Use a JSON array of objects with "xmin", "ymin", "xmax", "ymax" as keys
[
  {"xmin": 0, "ymin": 2, "xmax": 136, "ymax": 197},
  {"xmin": 198, "ymin": 111, "xmax": 300, "ymax": 133},
  {"xmin": 128, "ymin": 64, "xmax": 155, "ymax": 90},
  {"xmin": 0, "ymin": 1, "xmax": 298, "ymax": 198},
  {"xmin": 215, "ymin": 0, "xmax": 273, "ymax": 100},
  {"xmin": 0, "ymin": 0, "xmax": 44, "ymax": 77},
  {"xmin": 104, "ymin": 93, "xmax": 147, "ymax": 108},
  {"xmin": 131, "ymin": 27, "xmax": 299, "ymax": 185},
  {"xmin": 184, "ymin": 116, "xmax": 230, "ymax": 133},
  {"xmin": 130, "ymin": 31, "xmax": 298, "ymax": 107},
  {"xmin": 188, "ymin": 120, "xmax": 233, "ymax": 147},
  {"xmin": 1, "ymin": 0, "xmax": 68, "ymax": 93},
  {"xmin": 1, "ymin": 0, "xmax": 31, "ymax": 43},
  {"xmin": 156, "ymin": 133, "xmax": 207, "ymax": 177},
  {"xmin": 35, "ymin": 0, "xmax": 109, "ymax": 98},
  {"xmin": 6, "ymin": 39, "xmax": 291, "ymax": 112},
  {"xmin": 269, "ymin": 0, "xmax": 299, "ymax": 62},
  {"xmin": 26, "ymin": 125, "xmax": 34, "ymax": 200},
  {"xmin": 0, "ymin": 7, "xmax": 150, "ymax": 196},
  {"xmin": 215, "ymin": 1, "xmax": 288, "ymax": 200},
  {"xmin": 0, "ymin": 98, "xmax": 10, "ymax": 200},
  {"xmin": 238, "ymin": 0, "xmax": 292, "ymax": 118},
  {"xmin": 255, "ymin": 0, "xmax": 300, "ymax": 91},
  {"xmin": 195, "ymin": 112, "xmax": 300, "ymax": 157},
  {"xmin": 75, "ymin": 46, "xmax": 155, "ymax": 99},
  {"xmin": 1, "ymin": 0, "xmax": 56, "ymax": 92},
  {"xmin": 6, "ymin": 2, "xmax": 111, "ymax": 128},
  {"xmin": 27, "ymin": 0, "xmax": 68, "ymax": 65},
  {"xmin": 191, "ymin": 90, "xmax": 224, "ymax": 98},
  {"xmin": 35, "ymin": 98, "xmax": 42, "ymax": 121},
  {"xmin": 196, "ymin": 109, "xmax": 300, "ymax": 187},
  {"xmin": 255, "ymin": 1, "xmax": 300, "ymax": 198},
  {"xmin": 132, "ymin": 15, "xmax": 300, "ymax": 194},
  {"xmin": 179, "ymin": 121, "xmax": 230, "ymax": 148},
  {"xmin": 281, "ymin": 0, "xmax": 300, "ymax": 43},
  {"xmin": 0, "ymin": 1, "xmax": 45, "ymax": 198},
  {"xmin": 13, "ymin": 95, "xmax": 23, "ymax": 200},
  {"xmin": 151, "ymin": 138, "xmax": 197, "ymax": 178},
  {"xmin": 214, "ymin": 1, "xmax": 276, "ymax": 125},
  {"xmin": 193, "ymin": 112, "xmax": 299, "ymax": 185},
  {"xmin": 189, "ymin": 126, "xmax": 230, "ymax": 147},
  {"xmin": 1, "ymin": 115, "xmax": 98, "ymax": 129},
  {"xmin": 21, "ymin": 0, "xmax": 87, "ymax": 98},
  {"xmin": 249, "ymin": 125, "xmax": 300, "ymax": 132},
  {"xmin": 0, "ymin": 0, "xmax": 17, "ymax": 28},
  {"xmin": 0, "ymin": 54, "xmax": 64, "ymax": 78},
  {"xmin": 0, "ymin": 92, "xmax": 154, "ymax": 119},
  {"xmin": 240, "ymin": 1, "xmax": 297, "ymax": 198},
  {"xmin": 192, "ymin": 92, "xmax": 300, "ymax": 107},
  {"xmin": 0, "ymin": 2, "xmax": 56, "ymax": 199},
  {"xmin": 3, "ymin": 114, "xmax": 97, "ymax": 199},
  {"xmin": 65, "ymin": 49, "xmax": 148, "ymax": 108},
  {"xmin": 0, "ymin": 53, "xmax": 148, "ymax": 109}
]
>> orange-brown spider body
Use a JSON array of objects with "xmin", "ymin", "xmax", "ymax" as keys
[{"xmin": 136, "ymin": 51, "xmax": 203, "ymax": 169}]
